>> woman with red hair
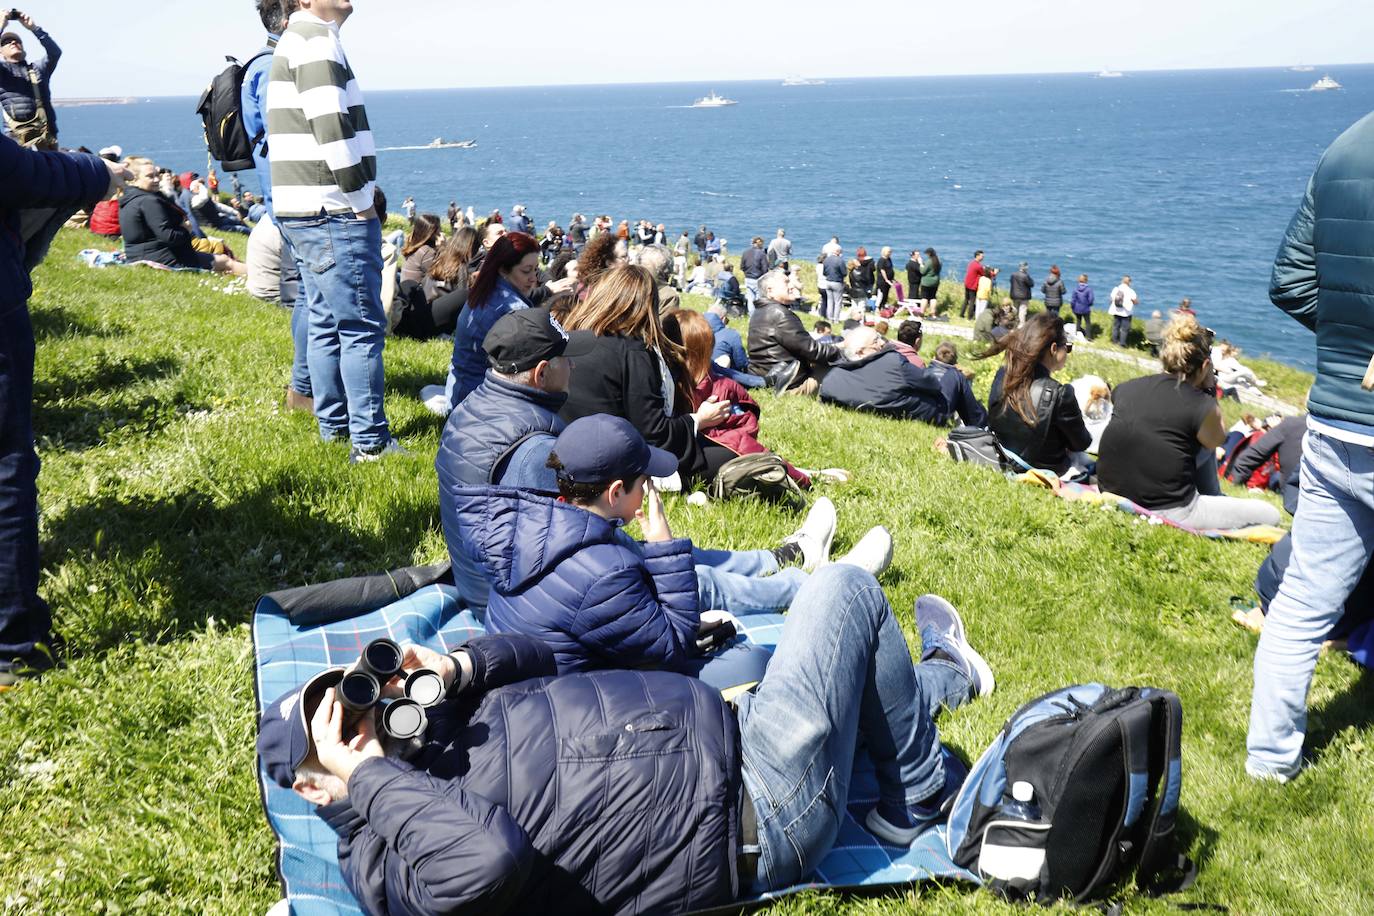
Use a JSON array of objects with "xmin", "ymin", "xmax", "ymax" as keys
[{"xmin": 447, "ymin": 231, "xmax": 541, "ymax": 408}]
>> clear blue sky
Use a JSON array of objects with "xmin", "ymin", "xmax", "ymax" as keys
[{"xmin": 19, "ymin": 0, "xmax": 1372, "ymax": 98}]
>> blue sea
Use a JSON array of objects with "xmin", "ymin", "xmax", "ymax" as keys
[{"xmin": 56, "ymin": 67, "xmax": 1374, "ymax": 371}]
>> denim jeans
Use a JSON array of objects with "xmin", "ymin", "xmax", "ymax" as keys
[
  {"xmin": 1248, "ymin": 428, "xmax": 1374, "ymax": 778},
  {"xmin": 735, "ymin": 565, "xmax": 971, "ymax": 890},
  {"xmin": 745, "ymin": 278, "xmax": 759, "ymax": 314},
  {"xmin": 0, "ymin": 300, "xmax": 49, "ymax": 659},
  {"xmin": 717, "ymin": 365, "xmax": 767, "ymax": 389},
  {"xmin": 279, "ymin": 214, "xmax": 389, "ymax": 448},
  {"xmin": 617, "ymin": 535, "xmax": 806, "ymax": 617},
  {"xmin": 824, "ymin": 281, "xmax": 845, "ymax": 320},
  {"xmin": 1111, "ymin": 315, "xmax": 1132, "ymax": 347},
  {"xmin": 279, "ymin": 230, "xmax": 312, "ymax": 398}
]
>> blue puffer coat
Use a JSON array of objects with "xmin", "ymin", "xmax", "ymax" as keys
[
  {"xmin": 819, "ymin": 348, "xmax": 950, "ymax": 424},
  {"xmin": 325, "ymin": 635, "xmax": 745, "ymax": 915},
  {"xmin": 449, "ymin": 276, "xmax": 531, "ymax": 408},
  {"xmin": 1, "ymin": 134, "xmax": 109, "ymax": 309},
  {"xmin": 1271, "ymin": 110, "xmax": 1374, "ymax": 427},
  {"xmin": 452, "ymin": 486, "xmax": 702, "ymax": 673}
]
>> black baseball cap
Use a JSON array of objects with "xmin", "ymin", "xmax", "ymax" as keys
[
  {"xmin": 552, "ymin": 414, "xmax": 677, "ymax": 485},
  {"xmin": 257, "ymin": 667, "xmax": 346, "ymax": 789},
  {"xmin": 483, "ymin": 307, "xmax": 594, "ymax": 374}
]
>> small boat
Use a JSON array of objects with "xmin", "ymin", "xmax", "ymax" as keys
[
  {"xmin": 1290, "ymin": 63, "xmax": 1315, "ymax": 72},
  {"xmin": 691, "ymin": 91, "xmax": 738, "ymax": 108},
  {"xmin": 1309, "ymin": 75, "xmax": 1342, "ymax": 91},
  {"xmin": 1096, "ymin": 69, "xmax": 1124, "ymax": 79},
  {"xmin": 425, "ymin": 137, "xmax": 478, "ymax": 149},
  {"xmin": 781, "ymin": 76, "xmax": 825, "ymax": 86}
]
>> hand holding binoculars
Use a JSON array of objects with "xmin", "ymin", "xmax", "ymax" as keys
[{"xmin": 338, "ymin": 638, "xmax": 447, "ymax": 741}]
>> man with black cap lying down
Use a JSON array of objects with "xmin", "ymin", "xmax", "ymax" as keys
[{"xmin": 259, "ymin": 569, "xmax": 995, "ymax": 915}]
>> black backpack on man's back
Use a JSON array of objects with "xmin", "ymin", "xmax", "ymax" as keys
[{"xmin": 196, "ymin": 48, "xmax": 272, "ymax": 173}]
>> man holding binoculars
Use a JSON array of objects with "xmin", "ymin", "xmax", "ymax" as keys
[
  {"xmin": 260, "ymin": 564, "xmax": 996, "ymax": 914},
  {"xmin": 0, "ymin": 9, "xmax": 60, "ymax": 150}
]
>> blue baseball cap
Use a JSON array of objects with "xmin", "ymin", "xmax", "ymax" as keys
[
  {"xmin": 552, "ymin": 414, "xmax": 678, "ymax": 484},
  {"xmin": 257, "ymin": 667, "xmax": 346, "ymax": 789}
]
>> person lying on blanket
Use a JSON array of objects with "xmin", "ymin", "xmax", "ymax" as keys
[
  {"xmin": 437, "ymin": 308, "xmax": 878, "ymax": 620},
  {"xmin": 450, "ymin": 414, "xmax": 894, "ymax": 674},
  {"xmin": 258, "ymin": 570, "xmax": 996, "ymax": 915}
]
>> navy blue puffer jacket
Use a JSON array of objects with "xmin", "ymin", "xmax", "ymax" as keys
[
  {"xmin": 819, "ymin": 347, "xmax": 950, "ymax": 423},
  {"xmin": 1271, "ymin": 110, "xmax": 1374, "ymax": 427},
  {"xmin": 325, "ymin": 637, "xmax": 745, "ymax": 915},
  {"xmin": 452, "ymin": 486, "xmax": 701, "ymax": 673}
]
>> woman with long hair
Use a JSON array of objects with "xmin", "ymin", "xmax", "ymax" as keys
[
  {"xmin": 917, "ymin": 247, "xmax": 941, "ymax": 314},
  {"xmin": 575, "ymin": 232, "xmax": 624, "ymax": 296},
  {"xmin": 981, "ymin": 312, "xmax": 1091, "ymax": 474},
  {"xmin": 1097, "ymin": 316, "xmax": 1281, "ymax": 529},
  {"xmin": 400, "ymin": 213, "xmax": 442, "ymax": 286},
  {"xmin": 400, "ymin": 226, "xmax": 478, "ymax": 338},
  {"xmin": 560, "ymin": 265, "xmax": 730, "ymax": 483},
  {"xmin": 447, "ymin": 232, "xmax": 541, "ymax": 408}
]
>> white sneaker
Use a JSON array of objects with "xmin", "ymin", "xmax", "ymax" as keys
[
  {"xmin": 834, "ymin": 526, "xmax": 894, "ymax": 577},
  {"xmin": 420, "ymin": 384, "xmax": 450, "ymax": 417},
  {"xmin": 783, "ymin": 497, "xmax": 837, "ymax": 571}
]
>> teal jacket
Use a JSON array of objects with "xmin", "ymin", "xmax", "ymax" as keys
[{"xmin": 1270, "ymin": 111, "xmax": 1374, "ymax": 427}]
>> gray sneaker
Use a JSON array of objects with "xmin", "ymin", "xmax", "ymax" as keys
[
  {"xmin": 349, "ymin": 440, "xmax": 410, "ymax": 464},
  {"xmin": 915, "ymin": 595, "xmax": 994, "ymax": 698}
]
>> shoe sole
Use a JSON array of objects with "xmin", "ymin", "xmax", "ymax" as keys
[
  {"xmin": 793, "ymin": 497, "xmax": 836, "ymax": 572},
  {"xmin": 863, "ymin": 807, "xmax": 934, "ymax": 846},
  {"xmin": 916, "ymin": 595, "xmax": 995, "ymax": 697}
]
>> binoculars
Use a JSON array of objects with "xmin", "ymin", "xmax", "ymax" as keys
[{"xmin": 338, "ymin": 638, "xmax": 446, "ymax": 740}]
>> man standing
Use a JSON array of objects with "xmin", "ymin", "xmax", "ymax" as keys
[
  {"xmin": 1108, "ymin": 275, "xmax": 1138, "ymax": 347},
  {"xmin": 1248, "ymin": 111, "xmax": 1374, "ymax": 783},
  {"xmin": 268, "ymin": 0, "xmax": 402, "ymax": 463},
  {"xmin": 1009, "ymin": 261, "xmax": 1033, "ymax": 325},
  {"xmin": 767, "ymin": 227, "xmax": 791, "ymax": 270},
  {"xmin": 740, "ymin": 236, "xmax": 769, "ymax": 312},
  {"xmin": 694, "ymin": 223, "xmax": 708, "ymax": 261},
  {"xmin": 961, "ymin": 250, "xmax": 984, "ymax": 320},
  {"xmin": 1, "ymin": 135, "xmax": 126, "ymax": 688},
  {"xmin": 401, "ymin": 195, "xmax": 415, "ymax": 224},
  {"xmin": 446, "ymin": 200, "xmax": 458, "ymax": 232},
  {"xmin": 508, "ymin": 204, "xmax": 531, "ymax": 235},
  {"xmin": 242, "ymin": 0, "xmax": 311, "ymax": 412},
  {"xmin": 0, "ymin": 10, "xmax": 59, "ymax": 149}
]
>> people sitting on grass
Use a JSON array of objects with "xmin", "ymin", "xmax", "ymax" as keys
[
  {"xmin": 260, "ymin": 558, "xmax": 993, "ymax": 913},
  {"xmin": 574, "ymin": 230, "xmax": 622, "ymax": 295},
  {"xmin": 810, "ymin": 319, "xmax": 843, "ymax": 345},
  {"xmin": 685, "ymin": 255, "xmax": 713, "ymax": 294},
  {"xmin": 972, "ymin": 302, "xmax": 1008, "ymax": 356},
  {"xmin": 891, "ymin": 319, "xmax": 925, "ymax": 367},
  {"xmin": 1211, "ymin": 339, "xmax": 1267, "ymax": 390},
  {"xmin": 982, "ymin": 312, "xmax": 1091, "ymax": 475},
  {"xmin": 665, "ymin": 308, "xmax": 814, "ymax": 488},
  {"xmin": 820, "ymin": 326, "xmax": 970, "ymax": 426},
  {"xmin": 399, "ymin": 213, "xmax": 441, "ymax": 287},
  {"xmin": 447, "ymin": 232, "xmax": 539, "ymax": 409},
  {"xmin": 246, "ymin": 215, "xmax": 297, "ymax": 303},
  {"xmin": 748, "ymin": 269, "xmax": 842, "ymax": 395},
  {"xmin": 188, "ymin": 177, "xmax": 250, "ymax": 235},
  {"xmin": 119, "ymin": 158, "xmax": 245, "ymax": 275},
  {"xmin": 704, "ymin": 301, "xmax": 766, "ymax": 388},
  {"xmin": 1143, "ymin": 309, "xmax": 1167, "ymax": 354},
  {"xmin": 925, "ymin": 338, "xmax": 989, "ymax": 428},
  {"xmin": 560, "ymin": 264, "xmax": 730, "ymax": 486},
  {"xmin": 714, "ymin": 262, "xmax": 745, "ymax": 313},
  {"xmin": 1096, "ymin": 316, "xmax": 1282, "ymax": 530},
  {"xmin": 633, "ymin": 242, "xmax": 681, "ymax": 315},
  {"xmin": 453, "ymin": 414, "xmax": 893, "ymax": 665},
  {"xmin": 1224, "ymin": 412, "xmax": 1305, "ymax": 514}
]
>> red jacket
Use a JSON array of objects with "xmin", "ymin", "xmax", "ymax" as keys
[
  {"xmin": 89, "ymin": 198, "xmax": 121, "ymax": 237},
  {"xmin": 964, "ymin": 259, "xmax": 985, "ymax": 290},
  {"xmin": 691, "ymin": 372, "xmax": 810, "ymax": 487}
]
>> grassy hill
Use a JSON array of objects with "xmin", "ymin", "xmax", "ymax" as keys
[{"xmin": 1, "ymin": 227, "xmax": 1369, "ymax": 914}]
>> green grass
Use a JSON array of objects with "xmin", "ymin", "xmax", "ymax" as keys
[{"xmin": 0, "ymin": 228, "xmax": 1368, "ymax": 914}]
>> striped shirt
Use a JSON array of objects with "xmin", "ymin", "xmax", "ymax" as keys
[{"xmin": 266, "ymin": 11, "xmax": 376, "ymax": 217}]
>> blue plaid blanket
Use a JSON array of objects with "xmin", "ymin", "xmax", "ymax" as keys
[{"xmin": 252, "ymin": 584, "xmax": 973, "ymax": 914}]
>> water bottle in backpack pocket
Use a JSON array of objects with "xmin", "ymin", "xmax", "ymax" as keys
[{"xmin": 976, "ymin": 780, "xmax": 1050, "ymax": 890}]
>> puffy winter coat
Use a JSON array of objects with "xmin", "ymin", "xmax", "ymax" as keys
[
  {"xmin": 1009, "ymin": 268, "xmax": 1033, "ymax": 300},
  {"xmin": 449, "ymin": 276, "xmax": 532, "ymax": 408},
  {"xmin": 326, "ymin": 634, "xmax": 745, "ymax": 916},
  {"xmin": 88, "ymin": 198, "xmax": 121, "ymax": 237},
  {"xmin": 746, "ymin": 298, "xmax": 841, "ymax": 377},
  {"xmin": 452, "ymin": 486, "xmax": 702, "ymax": 674},
  {"xmin": 819, "ymin": 348, "xmax": 950, "ymax": 424},
  {"xmin": 0, "ymin": 26, "xmax": 59, "ymax": 132},
  {"xmin": 1, "ymin": 135, "xmax": 109, "ymax": 309},
  {"xmin": 1070, "ymin": 282, "xmax": 1094, "ymax": 316},
  {"xmin": 1271, "ymin": 110, "xmax": 1374, "ymax": 427},
  {"xmin": 119, "ymin": 187, "xmax": 201, "ymax": 268},
  {"xmin": 691, "ymin": 372, "xmax": 810, "ymax": 486}
]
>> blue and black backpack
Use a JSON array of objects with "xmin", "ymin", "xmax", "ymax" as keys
[{"xmin": 945, "ymin": 684, "xmax": 1194, "ymax": 904}]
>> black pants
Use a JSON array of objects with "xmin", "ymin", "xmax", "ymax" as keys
[
  {"xmin": 876, "ymin": 283, "xmax": 891, "ymax": 307},
  {"xmin": 1075, "ymin": 312, "xmax": 1092, "ymax": 340},
  {"xmin": 962, "ymin": 287, "xmax": 977, "ymax": 319}
]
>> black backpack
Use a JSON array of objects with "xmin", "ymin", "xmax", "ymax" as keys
[
  {"xmin": 945, "ymin": 426, "xmax": 1012, "ymax": 472},
  {"xmin": 196, "ymin": 48, "xmax": 272, "ymax": 172},
  {"xmin": 945, "ymin": 684, "xmax": 1194, "ymax": 905}
]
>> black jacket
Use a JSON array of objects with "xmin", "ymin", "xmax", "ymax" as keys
[
  {"xmin": 119, "ymin": 187, "xmax": 200, "ymax": 268},
  {"xmin": 819, "ymin": 348, "xmax": 950, "ymax": 423},
  {"xmin": 740, "ymin": 247, "xmax": 769, "ymax": 279},
  {"xmin": 1010, "ymin": 269, "xmax": 1034, "ymax": 300},
  {"xmin": 746, "ymin": 298, "xmax": 841, "ymax": 376},
  {"xmin": 1227, "ymin": 414, "xmax": 1306, "ymax": 514},
  {"xmin": 560, "ymin": 331, "xmax": 709, "ymax": 482},
  {"xmin": 988, "ymin": 365, "xmax": 1092, "ymax": 474}
]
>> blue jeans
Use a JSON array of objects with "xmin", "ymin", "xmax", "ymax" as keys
[
  {"xmin": 1248, "ymin": 428, "xmax": 1374, "ymax": 778},
  {"xmin": 0, "ymin": 300, "xmax": 49, "ymax": 659},
  {"xmin": 617, "ymin": 535, "xmax": 807, "ymax": 617},
  {"xmin": 735, "ymin": 565, "xmax": 971, "ymax": 890},
  {"xmin": 717, "ymin": 365, "xmax": 767, "ymax": 389},
  {"xmin": 279, "ymin": 214, "xmax": 389, "ymax": 448},
  {"xmin": 1111, "ymin": 315, "xmax": 1131, "ymax": 347},
  {"xmin": 278, "ymin": 231, "xmax": 312, "ymax": 398}
]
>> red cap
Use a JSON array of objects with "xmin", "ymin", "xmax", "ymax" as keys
[{"xmin": 179, "ymin": 171, "xmax": 198, "ymax": 189}]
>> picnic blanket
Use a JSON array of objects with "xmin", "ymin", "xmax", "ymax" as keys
[
  {"xmin": 1016, "ymin": 470, "xmax": 1287, "ymax": 544},
  {"xmin": 253, "ymin": 584, "xmax": 974, "ymax": 915}
]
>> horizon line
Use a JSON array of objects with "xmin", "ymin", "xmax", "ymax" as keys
[{"xmin": 55, "ymin": 59, "xmax": 1371, "ymax": 102}]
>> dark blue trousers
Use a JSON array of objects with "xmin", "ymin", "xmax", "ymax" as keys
[{"xmin": 0, "ymin": 298, "xmax": 48, "ymax": 659}]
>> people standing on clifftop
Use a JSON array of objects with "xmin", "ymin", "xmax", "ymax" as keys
[
  {"xmin": 1041, "ymin": 264, "xmax": 1067, "ymax": 316},
  {"xmin": 917, "ymin": 247, "xmax": 941, "ymax": 314},
  {"xmin": 974, "ymin": 265, "xmax": 997, "ymax": 319},
  {"xmin": 962, "ymin": 250, "xmax": 985, "ymax": 319},
  {"xmin": 767, "ymin": 227, "xmax": 791, "ymax": 270},
  {"xmin": 875, "ymin": 246, "xmax": 895, "ymax": 308},
  {"xmin": 1108, "ymin": 275, "xmax": 1138, "ymax": 347},
  {"xmin": 850, "ymin": 247, "xmax": 876, "ymax": 303},
  {"xmin": 1009, "ymin": 261, "xmax": 1033, "ymax": 324},
  {"xmin": 0, "ymin": 10, "xmax": 60, "ymax": 149},
  {"xmin": 740, "ymin": 236, "xmax": 769, "ymax": 311},
  {"xmin": 1070, "ymin": 273, "xmax": 1094, "ymax": 340},
  {"xmin": 821, "ymin": 243, "xmax": 846, "ymax": 320}
]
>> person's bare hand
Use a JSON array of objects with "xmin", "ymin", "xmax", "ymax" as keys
[
  {"xmin": 635, "ymin": 480, "xmax": 673, "ymax": 542},
  {"xmin": 102, "ymin": 159, "xmax": 131, "ymax": 201},
  {"xmin": 310, "ymin": 687, "xmax": 384, "ymax": 786},
  {"xmin": 18, "ymin": 12, "xmax": 35, "ymax": 30},
  {"xmin": 398, "ymin": 643, "xmax": 459, "ymax": 691},
  {"xmin": 693, "ymin": 395, "xmax": 731, "ymax": 431},
  {"xmin": 545, "ymin": 276, "xmax": 575, "ymax": 294}
]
